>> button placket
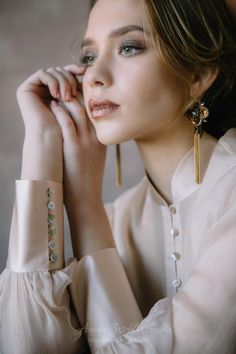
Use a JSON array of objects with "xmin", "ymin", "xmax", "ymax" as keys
[
  {"xmin": 47, "ymin": 188, "xmax": 58, "ymax": 264},
  {"xmin": 169, "ymin": 204, "xmax": 182, "ymax": 292}
]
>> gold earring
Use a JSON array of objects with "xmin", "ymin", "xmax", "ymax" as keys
[
  {"xmin": 115, "ymin": 144, "xmax": 122, "ymax": 188},
  {"xmin": 186, "ymin": 101, "xmax": 209, "ymax": 184}
]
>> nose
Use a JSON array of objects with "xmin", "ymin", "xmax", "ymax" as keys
[{"xmin": 84, "ymin": 57, "xmax": 113, "ymax": 88}]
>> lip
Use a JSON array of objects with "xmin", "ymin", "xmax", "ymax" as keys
[{"xmin": 89, "ymin": 98, "xmax": 120, "ymax": 119}]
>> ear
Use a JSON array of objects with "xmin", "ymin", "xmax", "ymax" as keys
[{"xmin": 191, "ymin": 66, "xmax": 219, "ymax": 99}]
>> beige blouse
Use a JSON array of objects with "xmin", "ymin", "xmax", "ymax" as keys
[{"xmin": 1, "ymin": 128, "xmax": 236, "ymax": 354}]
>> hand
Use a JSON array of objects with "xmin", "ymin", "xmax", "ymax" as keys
[
  {"xmin": 50, "ymin": 64, "xmax": 107, "ymax": 208},
  {"xmin": 17, "ymin": 64, "xmax": 82, "ymax": 182},
  {"xmin": 16, "ymin": 65, "xmax": 80, "ymax": 133}
]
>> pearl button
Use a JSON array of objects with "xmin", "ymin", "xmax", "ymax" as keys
[
  {"xmin": 47, "ymin": 188, "xmax": 55, "ymax": 198},
  {"xmin": 172, "ymin": 279, "xmax": 182, "ymax": 288},
  {"xmin": 49, "ymin": 253, "xmax": 58, "ymax": 263},
  {"xmin": 171, "ymin": 228, "xmax": 179, "ymax": 237},
  {"xmin": 48, "ymin": 225, "xmax": 56, "ymax": 236},
  {"xmin": 48, "ymin": 240, "xmax": 57, "ymax": 250},
  {"xmin": 169, "ymin": 206, "xmax": 176, "ymax": 214},
  {"xmin": 48, "ymin": 201, "xmax": 55, "ymax": 210},
  {"xmin": 171, "ymin": 252, "xmax": 181, "ymax": 261},
  {"xmin": 48, "ymin": 214, "xmax": 56, "ymax": 224}
]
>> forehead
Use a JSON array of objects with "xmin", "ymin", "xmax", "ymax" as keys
[{"xmin": 85, "ymin": 0, "xmax": 144, "ymax": 37}]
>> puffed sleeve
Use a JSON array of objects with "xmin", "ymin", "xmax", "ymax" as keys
[
  {"xmin": 0, "ymin": 180, "xmax": 87, "ymax": 354},
  {"xmin": 69, "ymin": 203, "xmax": 236, "ymax": 354}
]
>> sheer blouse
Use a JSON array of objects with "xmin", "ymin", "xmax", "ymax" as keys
[{"xmin": 1, "ymin": 129, "xmax": 236, "ymax": 353}]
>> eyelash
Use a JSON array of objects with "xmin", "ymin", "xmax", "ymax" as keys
[{"xmin": 79, "ymin": 40, "xmax": 144, "ymax": 67}]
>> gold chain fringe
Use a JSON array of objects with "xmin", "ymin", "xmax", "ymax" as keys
[
  {"xmin": 116, "ymin": 144, "xmax": 122, "ymax": 188},
  {"xmin": 194, "ymin": 131, "xmax": 201, "ymax": 184}
]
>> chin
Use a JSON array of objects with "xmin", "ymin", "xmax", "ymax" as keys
[{"xmin": 95, "ymin": 130, "xmax": 129, "ymax": 146}]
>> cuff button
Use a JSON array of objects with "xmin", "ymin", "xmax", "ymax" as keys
[
  {"xmin": 48, "ymin": 240, "xmax": 57, "ymax": 250},
  {"xmin": 47, "ymin": 188, "xmax": 55, "ymax": 198},
  {"xmin": 48, "ymin": 214, "xmax": 56, "ymax": 224},
  {"xmin": 48, "ymin": 201, "xmax": 55, "ymax": 210},
  {"xmin": 48, "ymin": 225, "xmax": 56, "ymax": 236},
  {"xmin": 49, "ymin": 253, "xmax": 58, "ymax": 263}
]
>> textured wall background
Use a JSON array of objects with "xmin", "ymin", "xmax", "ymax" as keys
[{"xmin": 0, "ymin": 0, "xmax": 144, "ymax": 272}]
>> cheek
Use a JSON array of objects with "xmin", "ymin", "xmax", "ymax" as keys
[
  {"xmin": 127, "ymin": 66, "xmax": 186, "ymax": 118},
  {"xmin": 82, "ymin": 80, "xmax": 92, "ymax": 116}
]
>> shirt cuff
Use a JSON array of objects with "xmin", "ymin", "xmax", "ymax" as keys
[
  {"xmin": 6, "ymin": 180, "xmax": 64, "ymax": 272},
  {"xmin": 68, "ymin": 248, "xmax": 143, "ymax": 352}
]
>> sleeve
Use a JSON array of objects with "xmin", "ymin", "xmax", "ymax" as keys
[
  {"xmin": 68, "ymin": 204, "xmax": 236, "ymax": 354},
  {"xmin": 0, "ymin": 180, "xmax": 88, "ymax": 354}
]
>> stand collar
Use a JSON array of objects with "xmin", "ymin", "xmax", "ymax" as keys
[{"xmin": 145, "ymin": 132, "xmax": 218, "ymax": 206}]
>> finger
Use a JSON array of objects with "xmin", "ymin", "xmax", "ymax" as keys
[
  {"xmin": 63, "ymin": 64, "xmax": 86, "ymax": 75},
  {"xmin": 23, "ymin": 69, "xmax": 61, "ymax": 99},
  {"xmin": 63, "ymin": 64, "xmax": 86, "ymax": 92},
  {"xmin": 56, "ymin": 66, "xmax": 78, "ymax": 97},
  {"xmin": 71, "ymin": 90, "xmax": 97, "ymax": 134},
  {"xmin": 47, "ymin": 67, "xmax": 72, "ymax": 101},
  {"xmin": 50, "ymin": 100, "xmax": 77, "ymax": 142},
  {"xmin": 61, "ymin": 97, "xmax": 90, "ymax": 139}
]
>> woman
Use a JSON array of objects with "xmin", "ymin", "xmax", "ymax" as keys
[{"xmin": 1, "ymin": 0, "xmax": 236, "ymax": 353}]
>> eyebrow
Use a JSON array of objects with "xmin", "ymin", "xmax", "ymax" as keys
[{"xmin": 81, "ymin": 25, "xmax": 149, "ymax": 49}]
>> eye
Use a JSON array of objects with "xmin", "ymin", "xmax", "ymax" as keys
[
  {"xmin": 79, "ymin": 40, "xmax": 145, "ymax": 67},
  {"xmin": 119, "ymin": 40, "xmax": 144, "ymax": 56},
  {"xmin": 79, "ymin": 52, "xmax": 96, "ymax": 67}
]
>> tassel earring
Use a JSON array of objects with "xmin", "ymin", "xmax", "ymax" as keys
[
  {"xmin": 186, "ymin": 101, "xmax": 209, "ymax": 184},
  {"xmin": 115, "ymin": 144, "xmax": 122, "ymax": 188}
]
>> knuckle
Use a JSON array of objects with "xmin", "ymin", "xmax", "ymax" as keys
[
  {"xmin": 16, "ymin": 86, "xmax": 22, "ymax": 98},
  {"xmin": 64, "ymin": 80, "xmax": 71, "ymax": 89},
  {"xmin": 16, "ymin": 84, "xmax": 22, "ymax": 93},
  {"xmin": 51, "ymin": 76, "xmax": 58, "ymax": 84},
  {"xmin": 64, "ymin": 117, "xmax": 74, "ymax": 128},
  {"xmin": 38, "ymin": 68, "xmax": 46, "ymax": 75}
]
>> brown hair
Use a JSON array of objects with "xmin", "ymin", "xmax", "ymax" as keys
[{"xmin": 89, "ymin": 0, "xmax": 236, "ymax": 138}]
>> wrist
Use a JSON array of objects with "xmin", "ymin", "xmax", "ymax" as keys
[
  {"xmin": 21, "ymin": 131, "xmax": 63, "ymax": 183},
  {"xmin": 65, "ymin": 201, "xmax": 115, "ymax": 259},
  {"xmin": 65, "ymin": 195, "xmax": 103, "ymax": 217}
]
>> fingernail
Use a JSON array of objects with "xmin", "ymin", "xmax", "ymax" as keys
[
  {"xmin": 78, "ymin": 65, "xmax": 86, "ymax": 73},
  {"xmin": 66, "ymin": 92, "xmax": 71, "ymax": 101},
  {"xmin": 51, "ymin": 100, "xmax": 58, "ymax": 107}
]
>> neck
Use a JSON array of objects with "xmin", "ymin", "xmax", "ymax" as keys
[{"xmin": 135, "ymin": 116, "xmax": 194, "ymax": 205}]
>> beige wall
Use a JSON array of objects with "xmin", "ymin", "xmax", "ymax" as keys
[{"xmin": 0, "ymin": 0, "xmax": 144, "ymax": 271}]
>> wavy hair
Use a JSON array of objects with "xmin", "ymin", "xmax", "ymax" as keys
[{"xmin": 89, "ymin": 0, "xmax": 236, "ymax": 138}]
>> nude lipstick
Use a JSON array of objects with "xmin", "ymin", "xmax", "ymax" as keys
[{"xmin": 89, "ymin": 98, "xmax": 120, "ymax": 119}]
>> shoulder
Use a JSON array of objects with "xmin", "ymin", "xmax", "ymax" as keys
[
  {"xmin": 200, "ymin": 128, "xmax": 236, "ymax": 210},
  {"xmin": 218, "ymin": 128, "xmax": 236, "ymax": 155},
  {"xmin": 204, "ymin": 128, "xmax": 236, "ymax": 185}
]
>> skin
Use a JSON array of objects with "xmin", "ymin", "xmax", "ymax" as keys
[
  {"xmin": 225, "ymin": 0, "xmax": 236, "ymax": 18},
  {"xmin": 17, "ymin": 0, "xmax": 218, "ymax": 259}
]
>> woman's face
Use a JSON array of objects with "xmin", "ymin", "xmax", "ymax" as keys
[{"xmin": 81, "ymin": 0, "xmax": 187, "ymax": 145}]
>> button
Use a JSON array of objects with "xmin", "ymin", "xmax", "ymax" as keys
[
  {"xmin": 48, "ymin": 201, "xmax": 55, "ymax": 210},
  {"xmin": 169, "ymin": 206, "xmax": 176, "ymax": 214},
  {"xmin": 48, "ymin": 225, "xmax": 56, "ymax": 236},
  {"xmin": 171, "ymin": 252, "xmax": 181, "ymax": 261},
  {"xmin": 48, "ymin": 214, "xmax": 56, "ymax": 224},
  {"xmin": 172, "ymin": 279, "xmax": 182, "ymax": 288},
  {"xmin": 171, "ymin": 228, "xmax": 179, "ymax": 237},
  {"xmin": 48, "ymin": 240, "xmax": 57, "ymax": 250},
  {"xmin": 49, "ymin": 253, "xmax": 58, "ymax": 263},
  {"xmin": 47, "ymin": 188, "xmax": 55, "ymax": 198}
]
